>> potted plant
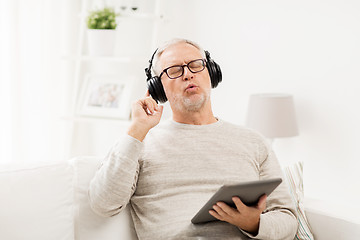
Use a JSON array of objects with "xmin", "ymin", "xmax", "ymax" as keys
[{"xmin": 86, "ymin": 7, "xmax": 119, "ymax": 56}]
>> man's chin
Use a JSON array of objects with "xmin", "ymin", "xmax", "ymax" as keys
[
  {"xmin": 182, "ymin": 94, "xmax": 207, "ymax": 112},
  {"xmin": 170, "ymin": 90, "xmax": 210, "ymax": 113}
]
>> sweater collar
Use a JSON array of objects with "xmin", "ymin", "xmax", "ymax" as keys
[{"xmin": 167, "ymin": 117, "xmax": 223, "ymax": 130}]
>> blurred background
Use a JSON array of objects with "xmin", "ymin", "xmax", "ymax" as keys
[{"xmin": 1, "ymin": 0, "xmax": 359, "ymax": 206}]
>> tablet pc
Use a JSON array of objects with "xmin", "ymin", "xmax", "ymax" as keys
[{"xmin": 191, "ymin": 178, "xmax": 282, "ymax": 224}]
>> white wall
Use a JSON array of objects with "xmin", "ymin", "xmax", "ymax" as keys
[
  {"xmin": 70, "ymin": 0, "xmax": 360, "ymax": 206},
  {"xmin": 156, "ymin": 0, "xmax": 360, "ymax": 204}
]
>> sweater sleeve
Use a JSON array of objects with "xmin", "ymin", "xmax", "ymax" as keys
[
  {"xmin": 240, "ymin": 145, "xmax": 298, "ymax": 240},
  {"xmin": 88, "ymin": 134, "xmax": 143, "ymax": 217}
]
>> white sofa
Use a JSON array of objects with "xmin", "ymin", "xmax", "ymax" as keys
[{"xmin": 1, "ymin": 156, "xmax": 359, "ymax": 240}]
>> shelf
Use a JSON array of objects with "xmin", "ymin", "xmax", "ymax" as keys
[
  {"xmin": 61, "ymin": 116, "xmax": 132, "ymax": 125},
  {"xmin": 118, "ymin": 12, "xmax": 163, "ymax": 20},
  {"xmin": 62, "ymin": 55, "xmax": 146, "ymax": 62},
  {"xmin": 64, "ymin": 0, "xmax": 161, "ymax": 158},
  {"xmin": 79, "ymin": 12, "xmax": 163, "ymax": 20}
]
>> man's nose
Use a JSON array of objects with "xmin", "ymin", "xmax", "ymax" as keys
[{"xmin": 183, "ymin": 66, "xmax": 194, "ymax": 81}]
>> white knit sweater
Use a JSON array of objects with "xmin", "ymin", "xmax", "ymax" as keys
[{"xmin": 89, "ymin": 119, "xmax": 298, "ymax": 240}]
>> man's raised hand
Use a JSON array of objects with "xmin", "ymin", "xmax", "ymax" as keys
[{"xmin": 127, "ymin": 92, "xmax": 163, "ymax": 142}]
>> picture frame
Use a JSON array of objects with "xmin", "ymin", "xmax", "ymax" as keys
[{"xmin": 78, "ymin": 74, "xmax": 135, "ymax": 119}]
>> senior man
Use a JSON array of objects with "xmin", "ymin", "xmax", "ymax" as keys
[{"xmin": 89, "ymin": 38, "xmax": 298, "ymax": 240}]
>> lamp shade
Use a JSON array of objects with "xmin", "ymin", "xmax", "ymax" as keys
[{"xmin": 246, "ymin": 93, "xmax": 299, "ymax": 138}]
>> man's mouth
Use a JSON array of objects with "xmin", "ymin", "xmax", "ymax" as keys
[{"xmin": 185, "ymin": 84, "xmax": 198, "ymax": 91}]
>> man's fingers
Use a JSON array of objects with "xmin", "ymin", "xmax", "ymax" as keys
[
  {"xmin": 257, "ymin": 194, "xmax": 267, "ymax": 211},
  {"xmin": 144, "ymin": 98, "xmax": 156, "ymax": 113},
  {"xmin": 216, "ymin": 202, "xmax": 236, "ymax": 217},
  {"xmin": 212, "ymin": 204, "xmax": 227, "ymax": 218},
  {"xmin": 233, "ymin": 196, "xmax": 246, "ymax": 212},
  {"xmin": 140, "ymin": 97, "xmax": 159, "ymax": 114},
  {"xmin": 209, "ymin": 209, "xmax": 222, "ymax": 220},
  {"xmin": 142, "ymin": 91, "xmax": 161, "ymax": 114}
]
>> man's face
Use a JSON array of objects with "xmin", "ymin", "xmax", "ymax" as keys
[{"xmin": 158, "ymin": 42, "xmax": 211, "ymax": 112}]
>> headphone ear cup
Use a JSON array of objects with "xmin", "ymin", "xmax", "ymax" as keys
[
  {"xmin": 205, "ymin": 51, "xmax": 222, "ymax": 88},
  {"xmin": 147, "ymin": 77, "xmax": 168, "ymax": 103},
  {"xmin": 210, "ymin": 61, "xmax": 222, "ymax": 88}
]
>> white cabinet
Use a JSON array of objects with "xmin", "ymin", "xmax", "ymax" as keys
[{"xmin": 64, "ymin": 0, "xmax": 163, "ymax": 158}]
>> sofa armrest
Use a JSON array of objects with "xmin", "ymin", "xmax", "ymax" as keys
[
  {"xmin": 70, "ymin": 156, "xmax": 138, "ymax": 240},
  {"xmin": 304, "ymin": 198, "xmax": 360, "ymax": 240}
]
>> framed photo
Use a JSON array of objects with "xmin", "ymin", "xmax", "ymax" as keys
[{"xmin": 78, "ymin": 74, "xmax": 135, "ymax": 119}]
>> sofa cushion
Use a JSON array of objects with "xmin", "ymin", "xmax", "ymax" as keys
[
  {"xmin": 0, "ymin": 162, "xmax": 74, "ymax": 240},
  {"xmin": 283, "ymin": 161, "xmax": 314, "ymax": 240},
  {"xmin": 69, "ymin": 156, "xmax": 138, "ymax": 240}
]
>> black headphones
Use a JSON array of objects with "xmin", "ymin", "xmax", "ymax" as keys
[{"xmin": 145, "ymin": 49, "xmax": 222, "ymax": 103}]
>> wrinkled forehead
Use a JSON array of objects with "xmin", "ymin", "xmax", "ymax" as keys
[{"xmin": 158, "ymin": 43, "xmax": 204, "ymax": 69}]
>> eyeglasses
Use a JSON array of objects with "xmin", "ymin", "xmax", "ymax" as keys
[{"xmin": 159, "ymin": 59, "xmax": 206, "ymax": 79}]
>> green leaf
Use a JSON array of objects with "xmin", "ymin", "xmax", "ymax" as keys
[{"xmin": 86, "ymin": 7, "xmax": 119, "ymax": 29}]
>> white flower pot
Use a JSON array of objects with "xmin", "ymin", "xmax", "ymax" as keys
[{"xmin": 87, "ymin": 29, "xmax": 117, "ymax": 56}]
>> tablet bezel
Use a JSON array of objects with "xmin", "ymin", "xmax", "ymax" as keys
[{"xmin": 191, "ymin": 178, "xmax": 282, "ymax": 224}]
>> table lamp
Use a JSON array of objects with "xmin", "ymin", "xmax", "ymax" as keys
[{"xmin": 246, "ymin": 93, "xmax": 299, "ymax": 141}]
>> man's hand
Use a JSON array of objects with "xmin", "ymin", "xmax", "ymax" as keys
[
  {"xmin": 127, "ymin": 92, "xmax": 163, "ymax": 142},
  {"xmin": 209, "ymin": 194, "xmax": 267, "ymax": 235}
]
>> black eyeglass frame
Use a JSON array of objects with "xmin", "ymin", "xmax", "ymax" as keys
[{"xmin": 159, "ymin": 59, "xmax": 206, "ymax": 80}]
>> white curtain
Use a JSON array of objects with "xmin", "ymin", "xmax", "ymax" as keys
[{"xmin": 0, "ymin": 0, "xmax": 73, "ymax": 163}]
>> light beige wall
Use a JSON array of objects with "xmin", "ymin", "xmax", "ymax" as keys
[
  {"xmin": 156, "ymin": 0, "xmax": 360, "ymax": 204},
  {"xmin": 71, "ymin": 0, "xmax": 360, "ymax": 205}
]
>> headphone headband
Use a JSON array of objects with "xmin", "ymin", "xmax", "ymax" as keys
[{"xmin": 145, "ymin": 48, "xmax": 158, "ymax": 81}]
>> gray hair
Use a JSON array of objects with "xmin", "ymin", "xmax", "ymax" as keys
[{"xmin": 152, "ymin": 38, "xmax": 206, "ymax": 76}]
